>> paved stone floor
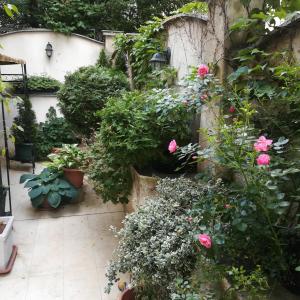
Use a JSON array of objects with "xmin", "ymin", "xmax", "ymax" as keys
[{"xmin": 0, "ymin": 163, "xmax": 126, "ymax": 300}]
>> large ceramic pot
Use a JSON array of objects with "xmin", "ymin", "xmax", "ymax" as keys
[
  {"xmin": 15, "ymin": 143, "xmax": 34, "ymax": 163},
  {"xmin": 63, "ymin": 168, "xmax": 84, "ymax": 188},
  {"xmin": 120, "ymin": 288, "xmax": 135, "ymax": 300}
]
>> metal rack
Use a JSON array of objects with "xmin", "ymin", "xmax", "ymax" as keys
[{"xmin": 0, "ymin": 54, "xmax": 27, "ymax": 216}]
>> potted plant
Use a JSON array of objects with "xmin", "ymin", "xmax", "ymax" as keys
[
  {"xmin": 20, "ymin": 168, "xmax": 79, "ymax": 209},
  {"xmin": 0, "ymin": 216, "xmax": 16, "ymax": 273},
  {"xmin": 120, "ymin": 288, "xmax": 135, "ymax": 300},
  {"xmin": 11, "ymin": 97, "xmax": 37, "ymax": 162},
  {"xmin": 48, "ymin": 144, "xmax": 85, "ymax": 188}
]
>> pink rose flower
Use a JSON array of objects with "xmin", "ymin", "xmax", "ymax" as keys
[
  {"xmin": 198, "ymin": 234, "xmax": 212, "ymax": 249},
  {"xmin": 192, "ymin": 156, "xmax": 198, "ymax": 160},
  {"xmin": 198, "ymin": 64, "xmax": 209, "ymax": 77},
  {"xmin": 224, "ymin": 204, "xmax": 231, "ymax": 209},
  {"xmin": 229, "ymin": 106, "xmax": 235, "ymax": 113},
  {"xmin": 257, "ymin": 154, "xmax": 271, "ymax": 166},
  {"xmin": 254, "ymin": 136, "xmax": 273, "ymax": 152},
  {"xmin": 168, "ymin": 140, "xmax": 177, "ymax": 153},
  {"xmin": 182, "ymin": 100, "xmax": 188, "ymax": 105}
]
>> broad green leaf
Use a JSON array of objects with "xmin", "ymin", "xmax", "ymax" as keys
[
  {"xmin": 29, "ymin": 186, "xmax": 43, "ymax": 199},
  {"xmin": 47, "ymin": 192, "xmax": 61, "ymax": 208},
  {"xmin": 59, "ymin": 180, "xmax": 71, "ymax": 189},
  {"xmin": 295, "ymin": 266, "xmax": 300, "ymax": 272},
  {"xmin": 24, "ymin": 180, "xmax": 40, "ymax": 189},
  {"xmin": 42, "ymin": 185, "xmax": 51, "ymax": 195},
  {"xmin": 31, "ymin": 195, "xmax": 45, "ymax": 208},
  {"xmin": 20, "ymin": 173, "xmax": 36, "ymax": 183}
]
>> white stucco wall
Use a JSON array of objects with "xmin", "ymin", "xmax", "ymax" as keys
[
  {"xmin": 0, "ymin": 29, "xmax": 104, "ymax": 82},
  {"xmin": 164, "ymin": 15, "xmax": 208, "ymax": 80},
  {"xmin": 30, "ymin": 94, "xmax": 62, "ymax": 123},
  {"xmin": 0, "ymin": 94, "xmax": 62, "ymax": 153}
]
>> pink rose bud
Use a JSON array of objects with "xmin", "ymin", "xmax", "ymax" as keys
[
  {"xmin": 168, "ymin": 140, "xmax": 177, "ymax": 153},
  {"xmin": 229, "ymin": 106, "xmax": 235, "ymax": 113},
  {"xmin": 186, "ymin": 216, "xmax": 193, "ymax": 222},
  {"xmin": 192, "ymin": 156, "xmax": 198, "ymax": 160},
  {"xmin": 254, "ymin": 136, "xmax": 273, "ymax": 152},
  {"xmin": 257, "ymin": 154, "xmax": 271, "ymax": 166},
  {"xmin": 197, "ymin": 64, "xmax": 209, "ymax": 77},
  {"xmin": 182, "ymin": 100, "xmax": 188, "ymax": 105},
  {"xmin": 198, "ymin": 234, "xmax": 212, "ymax": 249},
  {"xmin": 224, "ymin": 204, "xmax": 231, "ymax": 209}
]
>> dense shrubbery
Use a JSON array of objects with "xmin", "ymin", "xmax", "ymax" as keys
[
  {"xmin": 57, "ymin": 66, "xmax": 129, "ymax": 136},
  {"xmin": 35, "ymin": 107, "xmax": 78, "ymax": 159},
  {"xmin": 87, "ymin": 89, "xmax": 193, "ymax": 203},
  {"xmin": 106, "ymin": 178, "xmax": 203, "ymax": 298}
]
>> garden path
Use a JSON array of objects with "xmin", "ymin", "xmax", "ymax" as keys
[{"xmin": 0, "ymin": 162, "xmax": 125, "ymax": 300}]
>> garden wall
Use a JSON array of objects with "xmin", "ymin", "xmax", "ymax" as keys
[
  {"xmin": 261, "ymin": 15, "xmax": 300, "ymax": 63},
  {"xmin": 0, "ymin": 29, "xmax": 104, "ymax": 82},
  {"xmin": 0, "ymin": 29, "xmax": 104, "ymax": 153}
]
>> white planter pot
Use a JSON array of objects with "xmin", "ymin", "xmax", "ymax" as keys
[{"xmin": 0, "ymin": 216, "xmax": 14, "ymax": 270}]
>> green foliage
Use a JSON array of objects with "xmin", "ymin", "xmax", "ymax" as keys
[
  {"xmin": 57, "ymin": 66, "xmax": 129, "ymax": 136},
  {"xmin": 20, "ymin": 168, "xmax": 78, "ymax": 208},
  {"xmin": 115, "ymin": 17, "xmax": 164, "ymax": 88},
  {"xmin": 226, "ymin": 266, "xmax": 269, "ymax": 299},
  {"xmin": 87, "ymin": 89, "xmax": 192, "ymax": 203},
  {"xmin": 177, "ymin": 1, "xmax": 208, "ymax": 14},
  {"xmin": 97, "ymin": 49, "xmax": 110, "ymax": 68},
  {"xmin": 26, "ymin": 75, "xmax": 61, "ymax": 93},
  {"xmin": 12, "ymin": 0, "xmax": 192, "ymax": 36},
  {"xmin": 35, "ymin": 107, "xmax": 78, "ymax": 159},
  {"xmin": 48, "ymin": 144, "xmax": 85, "ymax": 170},
  {"xmin": 105, "ymin": 177, "xmax": 202, "ymax": 298},
  {"xmin": 147, "ymin": 67, "xmax": 178, "ymax": 89},
  {"xmin": 11, "ymin": 97, "xmax": 37, "ymax": 144}
]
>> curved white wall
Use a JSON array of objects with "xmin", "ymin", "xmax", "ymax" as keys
[{"xmin": 0, "ymin": 29, "xmax": 104, "ymax": 82}]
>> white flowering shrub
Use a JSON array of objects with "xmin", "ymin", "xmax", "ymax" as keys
[{"xmin": 105, "ymin": 177, "xmax": 204, "ymax": 299}]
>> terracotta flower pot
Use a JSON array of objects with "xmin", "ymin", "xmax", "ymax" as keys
[
  {"xmin": 119, "ymin": 288, "xmax": 135, "ymax": 300},
  {"xmin": 63, "ymin": 168, "xmax": 84, "ymax": 188}
]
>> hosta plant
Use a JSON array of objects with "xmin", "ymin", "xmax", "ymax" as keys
[
  {"xmin": 20, "ymin": 168, "xmax": 78, "ymax": 208},
  {"xmin": 48, "ymin": 144, "xmax": 85, "ymax": 170}
]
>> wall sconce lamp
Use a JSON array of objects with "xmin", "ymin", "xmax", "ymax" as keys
[
  {"xmin": 45, "ymin": 42, "xmax": 53, "ymax": 58},
  {"xmin": 149, "ymin": 47, "xmax": 171, "ymax": 70}
]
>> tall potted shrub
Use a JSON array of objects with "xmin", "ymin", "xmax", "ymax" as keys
[{"xmin": 11, "ymin": 97, "xmax": 37, "ymax": 162}]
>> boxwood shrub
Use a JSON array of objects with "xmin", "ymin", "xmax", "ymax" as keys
[{"xmin": 57, "ymin": 66, "xmax": 129, "ymax": 136}]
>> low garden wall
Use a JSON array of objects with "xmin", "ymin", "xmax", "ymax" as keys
[{"xmin": 124, "ymin": 168, "xmax": 158, "ymax": 213}]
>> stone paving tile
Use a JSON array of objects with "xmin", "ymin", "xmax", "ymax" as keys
[{"xmin": 0, "ymin": 164, "xmax": 126, "ymax": 300}]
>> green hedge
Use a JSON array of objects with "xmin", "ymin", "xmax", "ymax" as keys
[{"xmin": 57, "ymin": 66, "xmax": 129, "ymax": 136}]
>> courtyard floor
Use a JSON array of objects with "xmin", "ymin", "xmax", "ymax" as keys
[{"xmin": 0, "ymin": 163, "xmax": 125, "ymax": 300}]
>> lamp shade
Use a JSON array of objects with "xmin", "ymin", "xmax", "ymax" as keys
[
  {"xmin": 149, "ymin": 52, "xmax": 167, "ymax": 70},
  {"xmin": 45, "ymin": 42, "xmax": 53, "ymax": 58}
]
